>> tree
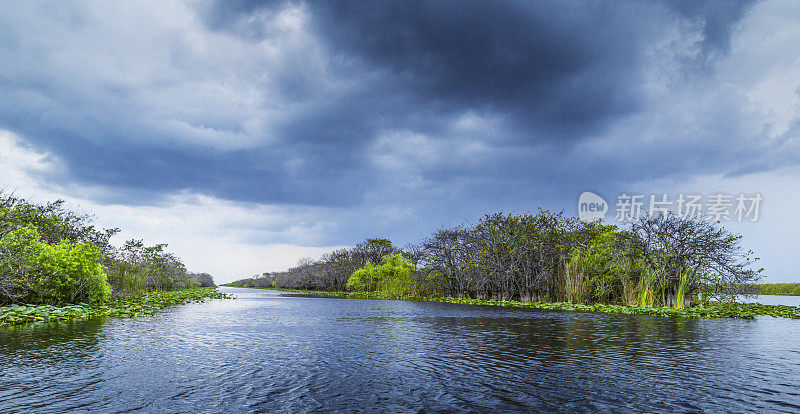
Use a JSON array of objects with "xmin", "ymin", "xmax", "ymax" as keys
[
  {"xmin": 0, "ymin": 226, "xmax": 111, "ymax": 304},
  {"xmin": 346, "ymin": 254, "xmax": 414, "ymax": 296},
  {"xmin": 627, "ymin": 211, "xmax": 761, "ymax": 305},
  {"xmin": 189, "ymin": 272, "xmax": 215, "ymax": 287}
]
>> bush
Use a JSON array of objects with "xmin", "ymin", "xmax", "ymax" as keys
[
  {"xmin": 0, "ymin": 226, "xmax": 111, "ymax": 304},
  {"xmin": 106, "ymin": 240, "xmax": 196, "ymax": 293},
  {"xmin": 106, "ymin": 260, "xmax": 148, "ymax": 296},
  {"xmin": 346, "ymin": 254, "xmax": 414, "ymax": 297},
  {"xmin": 566, "ymin": 224, "xmax": 634, "ymax": 304},
  {"xmin": 34, "ymin": 239, "xmax": 112, "ymax": 304},
  {"xmin": 189, "ymin": 272, "xmax": 215, "ymax": 287},
  {"xmin": 0, "ymin": 226, "xmax": 41, "ymax": 303}
]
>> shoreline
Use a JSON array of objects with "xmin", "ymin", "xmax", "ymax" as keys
[
  {"xmin": 228, "ymin": 286, "xmax": 800, "ymax": 320},
  {"xmin": 0, "ymin": 287, "xmax": 232, "ymax": 327}
]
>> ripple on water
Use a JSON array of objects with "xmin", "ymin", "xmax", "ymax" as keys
[{"xmin": 1, "ymin": 288, "xmax": 799, "ymax": 413}]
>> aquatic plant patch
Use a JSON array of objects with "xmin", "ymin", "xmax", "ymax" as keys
[{"xmin": 0, "ymin": 288, "xmax": 233, "ymax": 326}]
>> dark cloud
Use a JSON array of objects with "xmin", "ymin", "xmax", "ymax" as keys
[
  {"xmin": 0, "ymin": 0, "xmax": 790, "ymax": 232},
  {"xmin": 661, "ymin": 0, "xmax": 760, "ymax": 61},
  {"xmin": 204, "ymin": 0, "xmax": 657, "ymax": 140}
]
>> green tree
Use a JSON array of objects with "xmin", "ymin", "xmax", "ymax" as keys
[
  {"xmin": 347, "ymin": 254, "xmax": 415, "ymax": 297},
  {"xmin": 0, "ymin": 226, "xmax": 111, "ymax": 304}
]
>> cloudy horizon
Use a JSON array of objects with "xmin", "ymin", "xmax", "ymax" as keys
[{"xmin": 1, "ymin": 0, "xmax": 799, "ymax": 284}]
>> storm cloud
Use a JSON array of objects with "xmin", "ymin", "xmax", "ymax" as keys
[{"xmin": 1, "ymin": 0, "xmax": 799, "ymax": 280}]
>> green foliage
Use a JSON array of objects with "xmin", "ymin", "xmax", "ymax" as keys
[
  {"xmin": 346, "ymin": 262, "xmax": 380, "ymax": 292},
  {"xmin": 639, "ymin": 268, "xmax": 657, "ymax": 307},
  {"xmin": 566, "ymin": 224, "xmax": 629, "ymax": 303},
  {"xmin": 189, "ymin": 272, "xmax": 215, "ymax": 287},
  {"xmin": 240, "ymin": 286, "xmax": 800, "ymax": 320},
  {"xmin": 346, "ymin": 254, "xmax": 414, "ymax": 297},
  {"xmin": 32, "ymin": 239, "xmax": 111, "ymax": 304},
  {"xmin": 674, "ymin": 270, "xmax": 690, "ymax": 309},
  {"xmin": 0, "ymin": 226, "xmax": 111, "ymax": 305},
  {"xmin": 105, "ymin": 240, "xmax": 198, "ymax": 294},
  {"xmin": 747, "ymin": 283, "xmax": 800, "ymax": 296},
  {"xmin": 1, "ymin": 191, "xmax": 213, "ymax": 303}
]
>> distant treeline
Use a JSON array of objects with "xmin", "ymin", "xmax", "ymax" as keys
[
  {"xmin": 0, "ymin": 191, "xmax": 214, "ymax": 305},
  {"xmin": 228, "ymin": 210, "xmax": 761, "ymax": 308},
  {"xmin": 746, "ymin": 283, "xmax": 800, "ymax": 296}
]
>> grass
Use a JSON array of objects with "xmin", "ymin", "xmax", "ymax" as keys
[
  {"xmin": 237, "ymin": 286, "xmax": 800, "ymax": 320},
  {"xmin": 747, "ymin": 283, "xmax": 800, "ymax": 296},
  {"xmin": 0, "ymin": 288, "xmax": 233, "ymax": 326},
  {"xmin": 674, "ymin": 270, "xmax": 689, "ymax": 309}
]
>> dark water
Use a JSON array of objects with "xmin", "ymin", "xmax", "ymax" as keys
[{"xmin": 1, "ymin": 288, "xmax": 799, "ymax": 413}]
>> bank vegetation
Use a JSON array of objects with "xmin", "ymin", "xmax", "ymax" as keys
[
  {"xmin": 746, "ymin": 283, "xmax": 800, "ymax": 296},
  {"xmin": 1, "ymin": 190, "xmax": 217, "ymax": 309},
  {"xmin": 229, "ymin": 210, "xmax": 765, "ymax": 313}
]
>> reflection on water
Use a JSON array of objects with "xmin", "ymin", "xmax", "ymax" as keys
[{"xmin": 1, "ymin": 287, "xmax": 799, "ymax": 413}]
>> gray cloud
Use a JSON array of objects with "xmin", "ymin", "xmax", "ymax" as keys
[{"xmin": 1, "ymin": 0, "xmax": 797, "ymax": 248}]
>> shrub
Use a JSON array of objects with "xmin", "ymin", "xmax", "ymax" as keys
[
  {"xmin": 106, "ymin": 240, "xmax": 196, "ymax": 293},
  {"xmin": 346, "ymin": 254, "xmax": 414, "ymax": 296},
  {"xmin": 34, "ymin": 239, "xmax": 112, "ymax": 304},
  {"xmin": 566, "ymin": 224, "xmax": 632, "ymax": 303},
  {"xmin": 189, "ymin": 272, "xmax": 215, "ymax": 287},
  {"xmin": 106, "ymin": 260, "xmax": 148, "ymax": 296},
  {"xmin": 0, "ymin": 225, "xmax": 41, "ymax": 303},
  {"xmin": 0, "ymin": 226, "xmax": 111, "ymax": 304}
]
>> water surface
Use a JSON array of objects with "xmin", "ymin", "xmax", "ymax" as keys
[{"xmin": 1, "ymin": 287, "xmax": 799, "ymax": 412}]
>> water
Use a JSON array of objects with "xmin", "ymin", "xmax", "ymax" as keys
[{"xmin": 1, "ymin": 287, "xmax": 799, "ymax": 413}]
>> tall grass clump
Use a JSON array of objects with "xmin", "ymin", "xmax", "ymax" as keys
[
  {"xmin": 674, "ymin": 270, "xmax": 690, "ymax": 309},
  {"xmin": 639, "ymin": 268, "xmax": 657, "ymax": 307}
]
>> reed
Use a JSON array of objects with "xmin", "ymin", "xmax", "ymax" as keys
[
  {"xmin": 639, "ymin": 268, "xmax": 657, "ymax": 307},
  {"xmin": 674, "ymin": 270, "xmax": 690, "ymax": 309},
  {"xmin": 564, "ymin": 254, "xmax": 588, "ymax": 304}
]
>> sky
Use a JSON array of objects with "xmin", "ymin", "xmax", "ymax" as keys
[{"xmin": 1, "ymin": 0, "xmax": 799, "ymax": 284}]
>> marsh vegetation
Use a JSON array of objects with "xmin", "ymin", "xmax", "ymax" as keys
[
  {"xmin": 746, "ymin": 283, "xmax": 800, "ymax": 296},
  {"xmin": 0, "ymin": 191, "xmax": 221, "ymax": 325},
  {"xmin": 229, "ymin": 209, "xmax": 771, "ymax": 317}
]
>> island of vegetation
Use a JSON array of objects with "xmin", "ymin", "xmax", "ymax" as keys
[
  {"xmin": 227, "ymin": 210, "xmax": 800, "ymax": 320},
  {"xmin": 0, "ymin": 191, "xmax": 230, "ymax": 326},
  {"xmin": 746, "ymin": 283, "xmax": 800, "ymax": 296}
]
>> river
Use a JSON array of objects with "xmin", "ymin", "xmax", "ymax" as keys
[{"xmin": 1, "ymin": 287, "xmax": 799, "ymax": 412}]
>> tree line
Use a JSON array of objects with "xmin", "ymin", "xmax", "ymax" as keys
[
  {"xmin": 229, "ymin": 210, "xmax": 760, "ymax": 308},
  {"xmin": 0, "ymin": 191, "xmax": 214, "ymax": 305}
]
